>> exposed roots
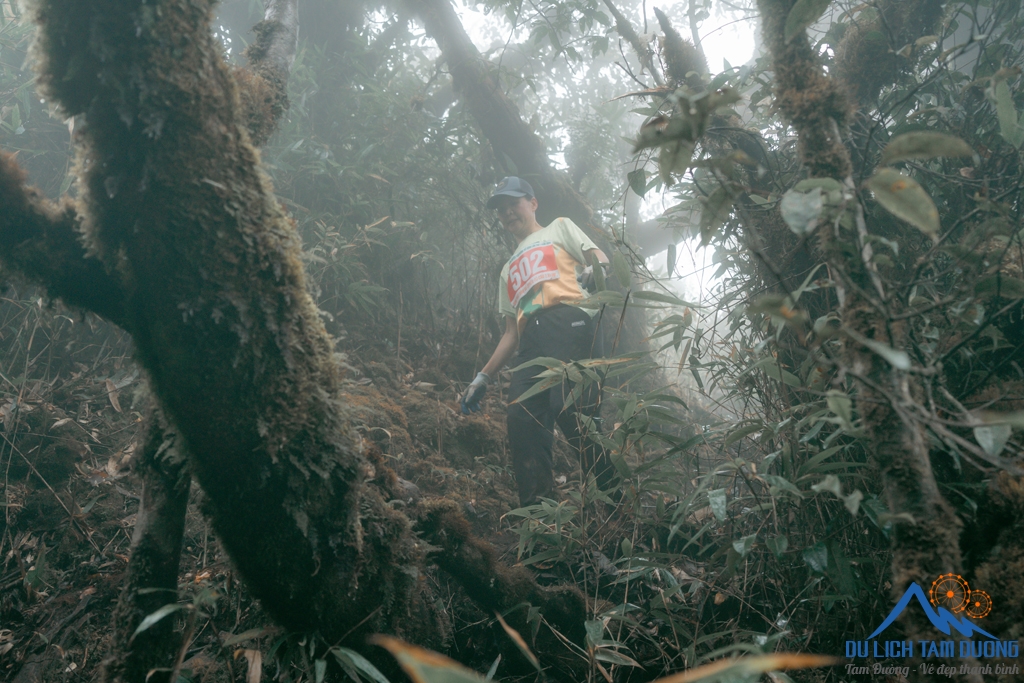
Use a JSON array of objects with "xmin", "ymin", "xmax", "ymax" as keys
[{"xmin": 415, "ymin": 499, "xmax": 588, "ymax": 676}]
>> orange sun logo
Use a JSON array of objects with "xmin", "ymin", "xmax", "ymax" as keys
[{"xmin": 928, "ymin": 573, "xmax": 993, "ymax": 618}]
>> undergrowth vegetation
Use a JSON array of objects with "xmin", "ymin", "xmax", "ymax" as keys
[{"xmin": 2, "ymin": 0, "xmax": 1024, "ymax": 681}]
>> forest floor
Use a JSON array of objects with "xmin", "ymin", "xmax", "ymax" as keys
[{"xmin": 0, "ymin": 300, "xmax": 610, "ymax": 683}]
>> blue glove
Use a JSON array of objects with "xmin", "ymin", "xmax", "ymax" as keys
[{"xmin": 461, "ymin": 371, "xmax": 490, "ymax": 414}]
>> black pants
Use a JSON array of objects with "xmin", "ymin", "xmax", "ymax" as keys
[{"xmin": 507, "ymin": 305, "xmax": 616, "ymax": 506}]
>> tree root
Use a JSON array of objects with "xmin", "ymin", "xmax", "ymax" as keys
[{"xmin": 415, "ymin": 499, "xmax": 588, "ymax": 677}]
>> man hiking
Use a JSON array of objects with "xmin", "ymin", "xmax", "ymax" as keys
[{"xmin": 462, "ymin": 176, "xmax": 616, "ymax": 506}]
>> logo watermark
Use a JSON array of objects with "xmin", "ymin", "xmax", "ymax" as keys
[{"xmin": 843, "ymin": 574, "xmax": 1019, "ymax": 676}]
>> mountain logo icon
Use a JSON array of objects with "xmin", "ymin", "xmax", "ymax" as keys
[{"xmin": 868, "ymin": 574, "xmax": 996, "ymax": 640}]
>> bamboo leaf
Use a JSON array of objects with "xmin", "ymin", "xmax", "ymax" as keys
[
  {"xmin": 495, "ymin": 614, "xmax": 540, "ymax": 671},
  {"xmin": 612, "ymin": 250, "xmax": 631, "ymax": 288},
  {"xmin": 628, "ymin": 168, "xmax": 648, "ymax": 197},
  {"xmin": 372, "ymin": 636, "xmax": 488, "ymax": 683},
  {"xmin": 132, "ymin": 603, "xmax": 185, "ymax": 639},
  {"xmin": 647, "ymin": 653, "xmax": 838, "ymax": 683}
]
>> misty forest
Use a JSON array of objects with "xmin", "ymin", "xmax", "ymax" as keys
[{"xmin": 1, "ymin": 0, "xmax": 1023, "ymax": 681}]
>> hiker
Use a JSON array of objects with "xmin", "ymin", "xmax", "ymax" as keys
[{"xmin": 461, "ymin": 177, "xmax": 617, "ymax": 506}]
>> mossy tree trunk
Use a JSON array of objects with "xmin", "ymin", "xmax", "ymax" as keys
[
  {"xmin": 101, "ymin": 411, "xmax": 190, "ymax": 683},
  {"xmin": 0, "ymin": 0, "xmax": 585, "ymax": 678},
  {"xmin": 754, "ymin": 1, "xmax": 986, "ymax": 678},
  {"xmin": 407, "ymin": 0, "xmax": 595, "ymax": 231}
]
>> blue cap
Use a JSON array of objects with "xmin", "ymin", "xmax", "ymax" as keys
[{"xmin": 486, "ymin": 176, "xmax": 535, "ymax": 210}]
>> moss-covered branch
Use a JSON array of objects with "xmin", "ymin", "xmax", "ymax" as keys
[
  {"xmin": 0, "ymin": 151, "xmax": 127, "ymax": 325},
  {"xmin": 602, "ymin": 0, "xmax": 663, "ymax": 86},
  {"xmin": 9, "ymin": 0, "xmax": 590, "ymax": 668},
  {"xmin": 27, "ymin": 0, "xmax": 434, "ymax": 646},
  {"xmin": 833, "ymin": 0, "xmax": 946, "ymax": 107},
  {"xmin": 653, "ymin": 7, "xmax": 706, "ymax": 90},
  {"xmin": 233, "ymin": 0, "xmax": 297, "ymax": 147}
]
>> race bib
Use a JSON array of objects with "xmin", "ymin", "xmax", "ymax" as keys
[{"xmin": 507, "ymin": 243, "xmax": 559, "ymax": 308}]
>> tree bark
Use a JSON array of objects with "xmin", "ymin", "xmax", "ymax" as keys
[
  {"xmin": 755, "ymin": 2, "xmax": 978, "ymax": 673},
  {"xmin": 102, "ymin": 410, "xmax": 190, "ymax": 683},
  {"xmin": 406, "ymin": 0, "xmax": 595, "ymax": 231},
  {"xmin": 0, "ymin": 153, "xmax": 126, "ymax": 325},
  {"xmin": 0, "ymin": 0, "xmax": 584, "ymax": 669}
]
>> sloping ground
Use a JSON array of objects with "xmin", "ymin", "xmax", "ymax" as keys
[
  {"xmin": 0, "ymin": 296, "xmax": 592, "ymax": 683},
  {"xmin": 8, "ymin": 295, "xmax": 1021, "ymax": 683}
]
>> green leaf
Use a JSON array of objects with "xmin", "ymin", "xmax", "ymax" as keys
[
  {"xmin": 880, "ymin": 132, "xmax": 974, "ymax": 165},
  {"xmin": 495, "ymin": 614, "xmax": 540, "ymax": 671},
  {"xmin": 973, "ymin": 424, "xmax": 1011, "ymax": 457},
  {"xmin": 645, "ymin": 654, "xmax": 837, "ymax": 683},
  {"xmin": 784, "ymin": 0, "xmax": 833, "ymax": 43},
  {"xmin": 766, "ymin": 535, "xmax": 789, "ymax": 558},
  {"xmin": 316, "ymin": 659, "xmax": 328, "ymax": 683},
  {"xmin": 793, "ymin": 178, "xmax": 843, "ymax": 193},
  {"xmin": 866, "ymin": 168, "xmax": 940, "ymax": 236},
  {"xmin": 826, "ymin": 391, "xmax": 854, "ymax": 429},
  {"xmin": 222, "ymin": 628, "xmax": 272, "ymax": 647},
  {"xmin": 732, "ymin": 534, "xmax": 756, "ymax": 558},
  {"xmin": 724, "ymin": 422, "xmax": 763, "ymax": 446},
  {"xmin": 335, "ymin": 652, "xmax": 391, "ymax": 683},
  {"xmin": 810, "ymin": 476, "xmax": 862, "ymax": 515},
  {"xmin": 761, "ymin": 361, "xmax": 802, "ymax": 387},
  {"xmin": 666, "ymin": 242, "xmax": 676, "ymax": 276},
  {"xmin": 811, "ymin": 474, "xmax": 842, "ymax": 497},
  {"xmin": 699, "ymin": 186, "xmax": 734, "ymax": 240},
  {"xmin": 631, "ymin": 290, "xmax": 699, "ymax": 307},
  {"xmin": 585, "ymin": 251, "xmax": 607, "ymax": 292},
  {"xmin": 802, "ymin": 542, "xmax": 828, "ymax": 574},
  {"xmin": 708, "ymin": 488, "xmax": 728, "ymax": 522},
  {"xmin": 976, "ymin": 410, "xmax": 1024, "ymax": 429},
  {"xmin": 611, "ymin": 250, "xmax": 631, "ymax": 288},
  {"xmin": 975, "ymin": 275, "xmax": 1024, "ymax": 299},
  {"xmin": 509, "ymin": 375, "xmax": 563, "ymax": 405},
  {"xmin": 995, "ymin": 81, "xmax": 1024, "ymax": 148},
  {"xmin": 780, "ymin": 188, "xmax": 823, "ymax": 235},
  {"xmin": 585, "ymin": 619, "xmax": 604, "ymax": 647},
  {"xmin": 594, "ymin": 650, "xmax": 642, "ymax": 667},
  {"xmin": 628, "ymin": 168, "xmax": 648, "ymax": 197},
  {"xmin": 846, "ymin": 329, "xmax": 912, "ymax": 370},
  {"xmin": 132, "ymin": 603, "xmax": 185, "ymax": 639},
  {"xmin": 659, "ymin": 139, "xmax": 696, "ymax": 182}
]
